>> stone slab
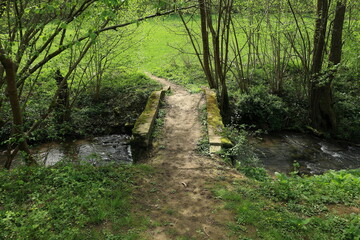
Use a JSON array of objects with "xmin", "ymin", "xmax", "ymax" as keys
[
  {"xmin": 131, "ymin": 88, "xmax": 168, "ymax": 148},
  {"xmin": 203, "ymin": 88, "xmax": 233, "ymax": 154}
]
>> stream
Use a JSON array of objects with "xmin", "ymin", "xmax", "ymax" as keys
[
  {"xmin": 1, "ymin": 132, "xmax": 359, "ymax": 175},
  {"xmin": 0, "ymin": 135, "xmax": 133, "ymax": 168},
  {"xmin": 251, "ymin": 132, "xmax": 360, "ymax": 175}
]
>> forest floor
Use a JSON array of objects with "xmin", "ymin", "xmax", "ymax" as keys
[{"xmin": 132, "ymin": 74, "xmax": 244, "ymax": 240}]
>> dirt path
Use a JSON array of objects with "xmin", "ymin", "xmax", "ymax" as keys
[{"xmin": 134, "ymin": 73, "xmax": 243, "ymax": 240}]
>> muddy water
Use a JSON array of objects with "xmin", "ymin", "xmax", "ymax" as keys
[
  {"xmin": 0, "ymin": 135, "xmax": 132, "ymax": 168},
  {"xmin": 251, "ymin": 132, "xmax": 360, "ymax": 175}
]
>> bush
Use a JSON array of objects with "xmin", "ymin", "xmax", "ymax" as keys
[{"xmin": 231, "ymin": 85, "xmax": 288, "ymax": 131}]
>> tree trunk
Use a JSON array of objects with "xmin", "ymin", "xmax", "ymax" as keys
[
  {"xmin": 0, "ymin": 47, "xmax": 37, "ymax": 168},
  {"xmin": 198, "ymin": 0, "xmax": 216, "ymax": 89},
  {"xmin": 55, "ymin": 69, "xmax": 70, "ymax": 124},
  {"xmin": 310, "ymin": 0, "xmax": 336, "ymax": 132},
  {"xmin": 311, "ymin": 0, "xmax": 329, "ymax": 75},
  {"xmin": 329, "ymin": 1, "xmax": 346, "ymax": 66},
  {"xmin": 0, "ymin": 63, "xmax": 4, "ymax": 128}
]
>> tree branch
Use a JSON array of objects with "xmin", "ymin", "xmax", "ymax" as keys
[{"xmin": 18, "ymin": 5, "xmax": 196, "ymax": 85}]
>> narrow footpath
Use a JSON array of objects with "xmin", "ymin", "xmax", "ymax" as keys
[{"xmin": 133, "ymin": 74, "xmax": 243, "ymax": 240}]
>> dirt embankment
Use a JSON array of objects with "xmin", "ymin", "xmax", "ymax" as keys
[{"xmin": 133, "ymin": 73, "xmax": 243, "ymax": 240}]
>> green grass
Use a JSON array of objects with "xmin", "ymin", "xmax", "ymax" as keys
[
  {"xmin": 126, "ymin": 15, "xmax": 208, "ymax": 91},
  {"xmin": 129, "ymin": 15, "xmax": 196, "ymax": 72},
  {"xmin": 215, "ymin": 169, "xmax": 360, "ymax": 240},
  {"xmin": 0, "ymin": 164, "xmax": 153, "ymax": 239}
]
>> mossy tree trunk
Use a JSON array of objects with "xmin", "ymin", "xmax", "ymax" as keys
[{"xmin": 329, "ymin": 1, "xmax": 346, "ymax": 66}]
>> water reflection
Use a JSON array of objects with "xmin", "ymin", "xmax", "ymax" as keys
[{"xmin": 0, "ymin": 135, "xmax": 132, "ymax": 168}]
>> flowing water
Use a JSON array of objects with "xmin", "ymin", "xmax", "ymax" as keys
[
  {"xmin": 251, "ymin": 132, "xmax": 360, "ymax": 175},
  {"xmin": 0, "ymin": 135, "xmax": 133, "ymax": 168},
  {"xmin": 2, "ymin": 132, "xmax": 359, "ymax": 175}
]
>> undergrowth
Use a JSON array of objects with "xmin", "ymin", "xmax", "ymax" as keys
[
  {"xmin": 0, "ymin": 163, "xmax": 152, "ymax": 239},
  {"xmin": 215, "ymin": 168, "xmax": 360, "ymax": 240},
  {"xmin": 0, "ymin": 70, "xmax": 161, "ymax": 146},
  {"xmin": 221, "ymin": 125, "xmax": 268, "ymax": 181}
]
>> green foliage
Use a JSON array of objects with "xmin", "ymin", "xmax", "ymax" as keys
[
  {"xmin": 333, "ymin": 69, "xmax": 360, "ymax": 142},
  {"xmin": 265, "ymin": 170, "xmax": 360, "ymax": 206},
  {"xmin": 215, "ymin": 168, "xmax": 360, "ymax": 239},
  {"xmin": 18, "ymin": 71, "xmax": 161, "ymax": 143},
  {"xmin": 0, "ymin": 164, "xmax": 151, "ymax": 239},
  {"xmin": 72, "ymin": 71, "xmax": 160, "ymax": 136},
  {"xmin": 231, "ymin": 85, "xmax": 288, "ymax": 131},
  {"xmin": 222, "ymin": 125, "xmax": 269, "ymax": 181}
]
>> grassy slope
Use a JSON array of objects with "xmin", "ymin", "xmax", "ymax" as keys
[{"xmin": 128, "ymin": 15, "xmax": 209, "ymax": 93}]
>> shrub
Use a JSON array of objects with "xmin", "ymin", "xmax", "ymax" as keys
[{"xmin": 231, "ymin": 85, "xmax": 288, "ymax": 131}]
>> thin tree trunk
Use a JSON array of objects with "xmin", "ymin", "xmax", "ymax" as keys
[
  {"xmin": 0, "ymin": 47, "xmax": 37, "ymax": 168},
  {"xmin": 198, "ymin": 0, "xmax": 216, "ymax": 89},
  {"xmin": 55, "ymin": 69, "xmax": 70, "ymax": 124}
]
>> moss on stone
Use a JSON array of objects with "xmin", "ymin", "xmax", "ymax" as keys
[
  {"xmin": 204, "ymin": 88, "xmax": 233, "ymax": 150},
  {"xmin": 221, "ymin": 137, "xmax": 233, "ymax": 148},
  {"xmin": 132, "ymin": 90, "xmax": 164, "ymax": 146}
]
